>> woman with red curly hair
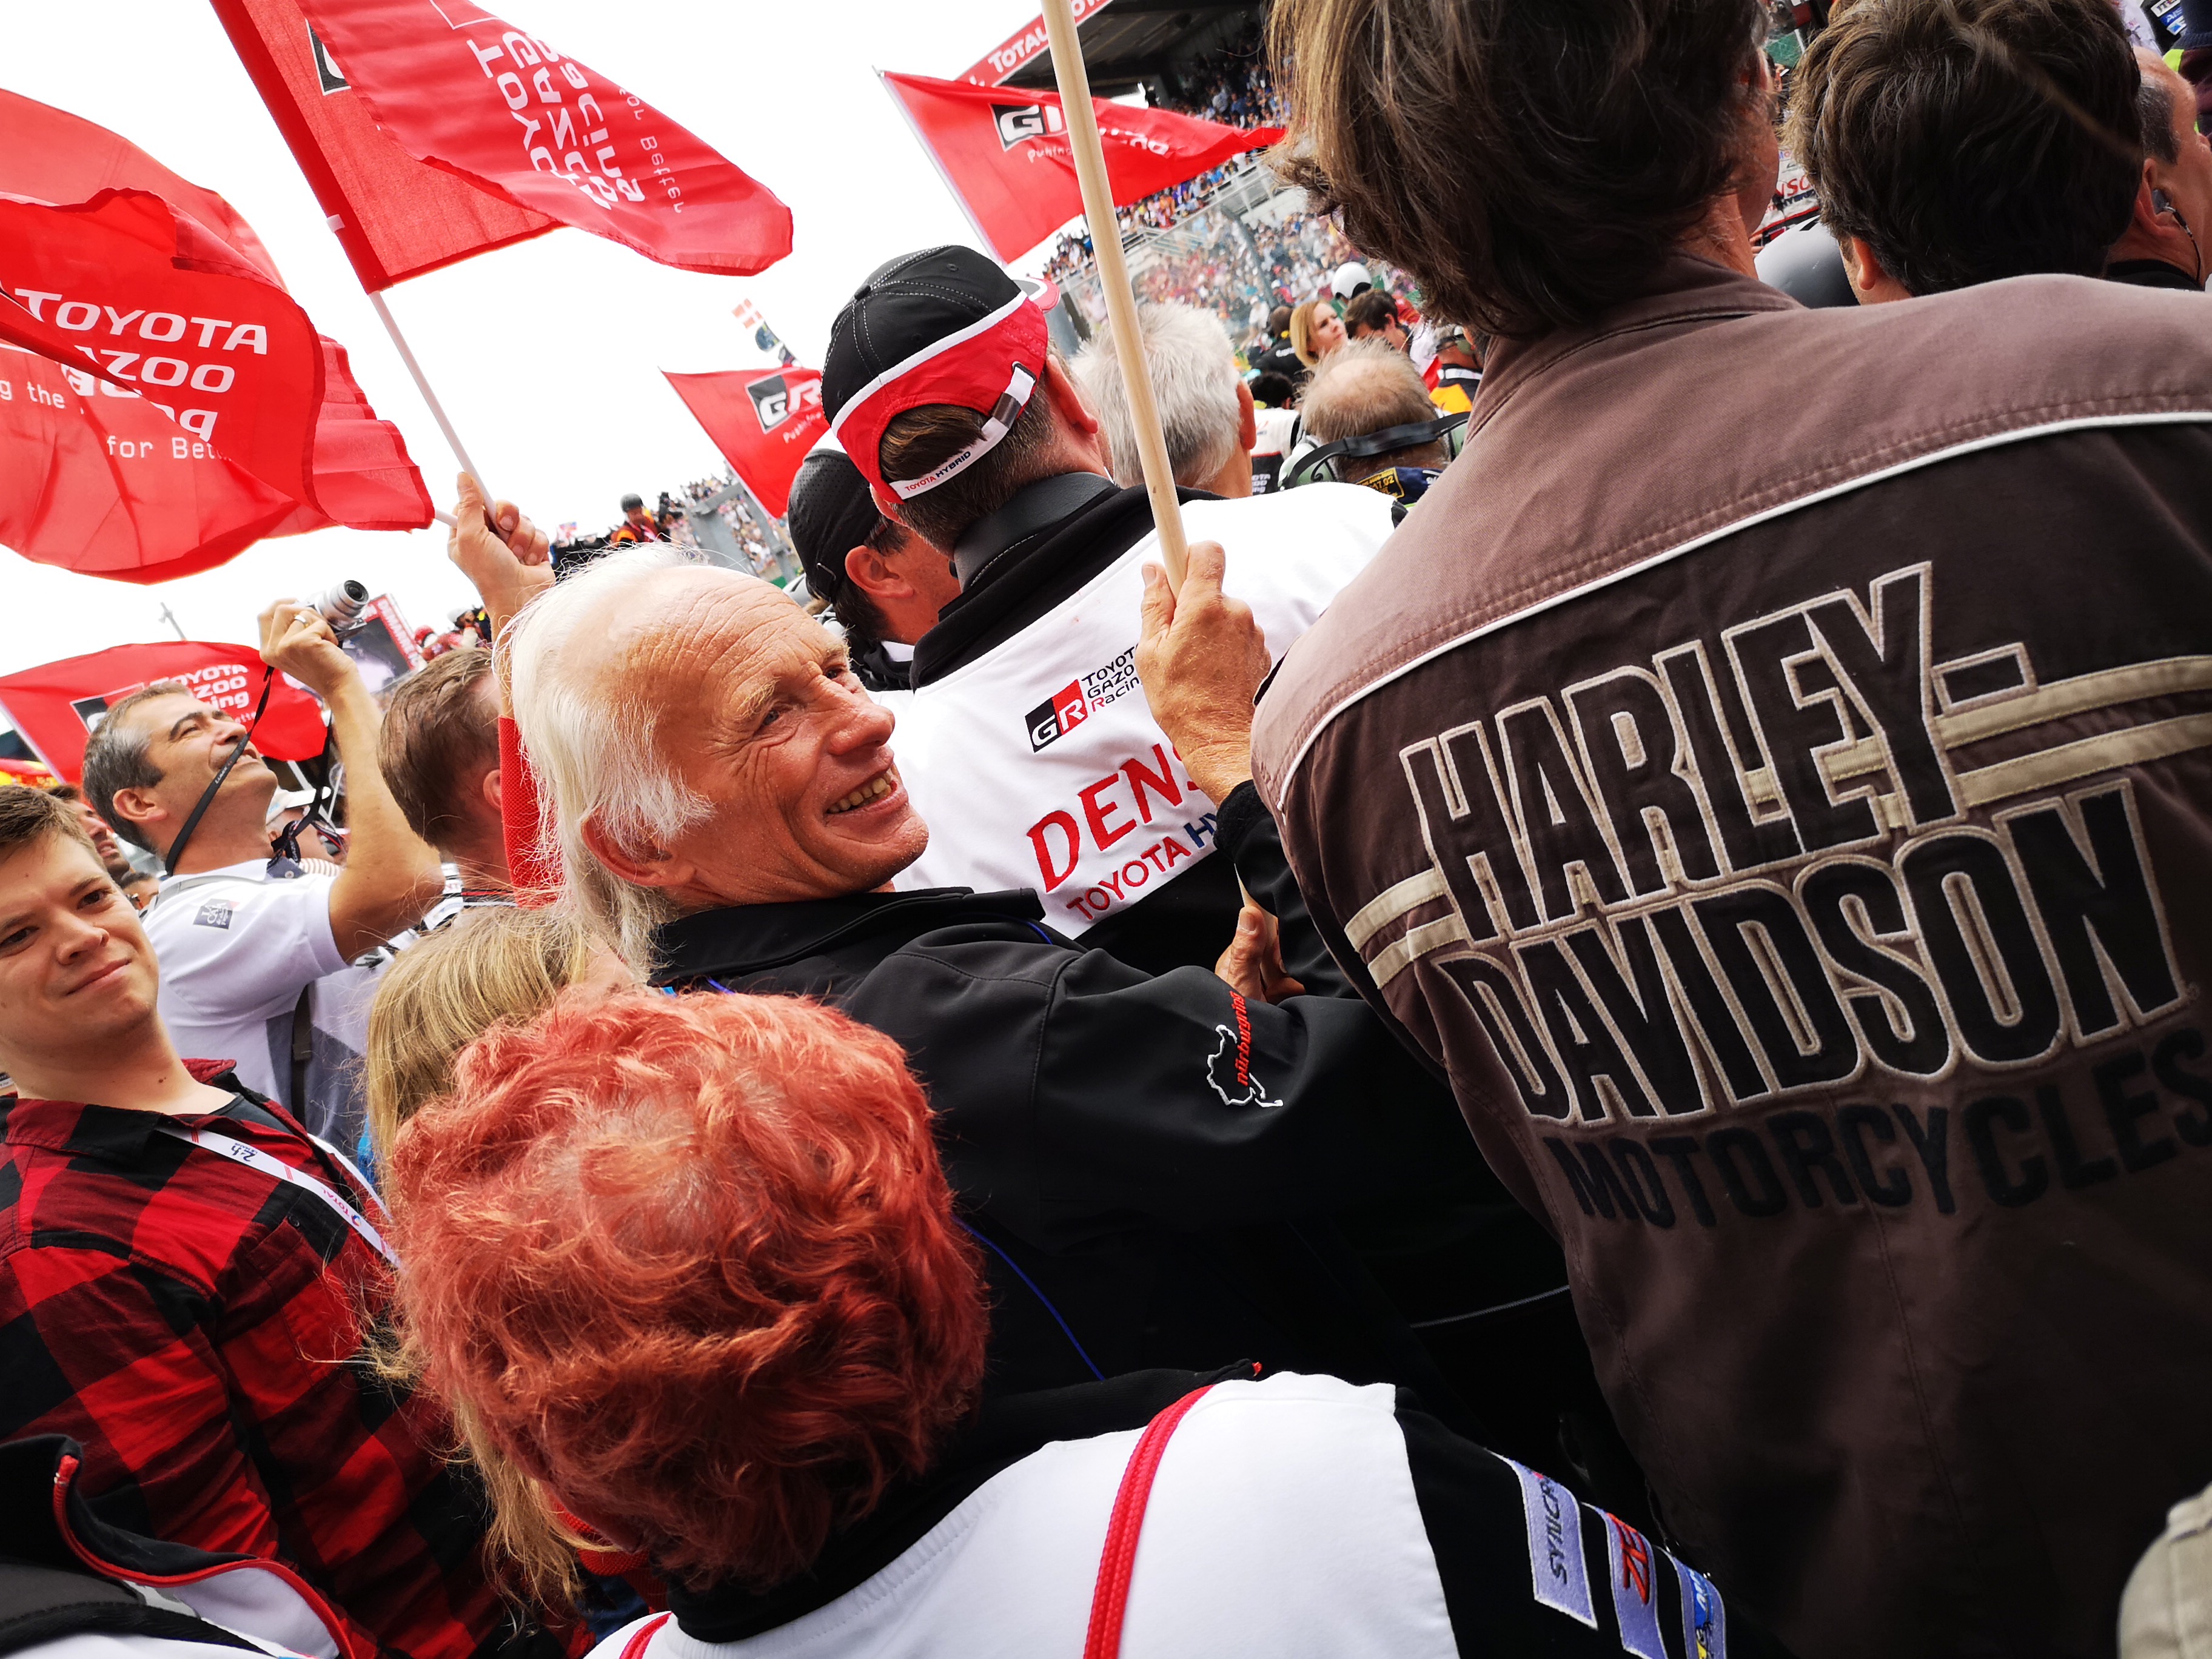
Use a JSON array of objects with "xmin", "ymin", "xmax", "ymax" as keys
[{"xmin": 388, "ymin": 991, "xmax": 1784, "ymax": 1659}]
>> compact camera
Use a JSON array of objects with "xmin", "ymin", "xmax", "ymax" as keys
[{"xmin": 313, "ymin": 580, "xmax": 372, "ymax": 636}]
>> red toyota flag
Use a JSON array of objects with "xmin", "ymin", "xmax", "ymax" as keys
[
  {"xmin": 299, "ymin": 335, "xmax": 435, "ymax": 529},
  {"xmin": 0, "ymin": 190, "xmax": 325, "ymax": 509},
  {"xmin": 663, "ymin": 367, "xmax": 826, "ymax": 518},
  {"xmin": 0, "ymin": 89, "xmax": 286, "ymax": 285},
  {"xmin": 0, "ymin": 642, "xmax": 329, "ymax": 783},
  {"xmin": 225, "ymin": 0, "xmax": 793, "ymax": 281},
  {"xmin": 880, "ymin": 72, "xmax": 1282, "ymax": 263},
  {"xmin": 0, "ymin": 189, "xmax": 429, "ymax": 535},
  {"xmin": 0, "ymin": 337, "xmax": 299, "ymax": 585},
  {"xmin": 0, "ymin": 92, "xmax": 433, "ymax": 534},
  {"xmin": 207, "ymin": 0, "xmax": 557, "ymax": 290}
]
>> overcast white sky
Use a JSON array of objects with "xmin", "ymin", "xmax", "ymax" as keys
[{"xmin": 0, "ymin": 0, "xmax": 1046, "ymax": 682}]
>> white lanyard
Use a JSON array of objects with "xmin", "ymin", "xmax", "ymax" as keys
[{"xmin": 156, "ymin": 1123, "xmax": 397, "ymax": 1266}]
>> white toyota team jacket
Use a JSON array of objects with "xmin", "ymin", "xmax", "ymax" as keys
[
  {"xmin": 587, "ymin": 1370, "xmax": 1757, "ymax": 1659},
  {"xmin": 890, "ymin": 484, "xmax": 1394, "ymax": 936}
]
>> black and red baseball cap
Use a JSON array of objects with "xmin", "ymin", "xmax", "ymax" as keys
[{"xmin": 823, "ymin": 246, "xmax": 1057, "ymax": 502}]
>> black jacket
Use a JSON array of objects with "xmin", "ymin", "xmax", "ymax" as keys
[
  {"xmin": 841, "ymin": 635, "xmax": 912, "ymax": 694},
  {"xmin": 2107, "ymin": 256, "xmax": 2204, "ymax": 292},
  {"xmin": 890, "ymin": 475, "xmax": 1586, "ymax": 1463},
  {"xmin": 650, "ymin": 788, "xmax": 1485, "ymax": 1401},
  {"xmin": 1252, "ymin": 340, "xmax": 1307, "ymax": 387}
]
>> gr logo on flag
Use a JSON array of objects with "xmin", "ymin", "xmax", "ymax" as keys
[
  {"xmin": 993, "ymin": 101, "xmax": 1066, "ymax": 150},
  {"xmin": 307, "ymin": 25, "xmax": 348, "ymax": 93},
  {"xmin": 748, "ymin": 374, "xmax": 792, "ymax": 431},
  {"xmin": 71, "ymin": 687, "xmax": 146, "ymax": 733}
]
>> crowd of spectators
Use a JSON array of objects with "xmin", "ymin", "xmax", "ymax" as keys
[
  {"xmin": 7, "ymin": 1, "xmax": 2212, "ymax": 1658},
  {"xmin": 1039, "ymin": 162, "xmax": 1250, "ymax": 285},
  {"xmin": 543, "ymin": 478, "xmax": 788, "ymax": 586},
  {"xmin": 1144, "ymin": 15, "xmax": 1285, "ymax": 125}
]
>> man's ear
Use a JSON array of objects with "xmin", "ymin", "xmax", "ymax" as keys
[
  {"xmin": 1837, "ymin": 233, "xmax": 1910, "ymax": 304},
  {"xmin": 107, "ymin": 785, "xmax": 168, "ymax": 842},
  {"xmin": 478, "ymin": 765, "xmax": 503, "ymax": 819},
  {"xmin": 2131, "ymin": 159, "xmax": 2169, "ymax": 237},
  {"xmin": 1236, "ymin": 380, "xmax": 1258, "ymax": 452},
  {"xmin": 1042, "ymin": 355, "xmax": 1101, "ymax": 436},
  {"xmin": 577, "ymin": 813, "xmax": 691, "ymax": 892},
  {"xmin": 843, "ymin": 541, "xmax": 905, "ymax": 603}
]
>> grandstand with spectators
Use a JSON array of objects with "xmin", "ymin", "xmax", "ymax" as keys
[{"xmin": 973, "ymin": 2, "xmax": 1420, "ymax": 367}]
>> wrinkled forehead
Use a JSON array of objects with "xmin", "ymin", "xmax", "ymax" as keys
[{"xmin": 589, "ymin": 569, "xmax": 833, "ymax": 714}]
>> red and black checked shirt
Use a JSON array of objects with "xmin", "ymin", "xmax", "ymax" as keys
[{"xmin": 0, "ymin": 1060, "xmax": 574, "ymax": 1659}]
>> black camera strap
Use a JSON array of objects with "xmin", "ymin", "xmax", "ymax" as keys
[
  {"xmin": 268, "ymin": 730, "xmax": 340, "ymax": 868},
  {"xmin": 161, "ymin": 669, "xmax": 276, "ymax": 879}
]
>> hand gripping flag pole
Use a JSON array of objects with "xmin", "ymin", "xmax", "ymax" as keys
[{"xmin": 1039, "ymin": 0, "xmax": 1189, "ymax": 590}]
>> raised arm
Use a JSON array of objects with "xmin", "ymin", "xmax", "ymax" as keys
[
  {"xmin": 444, "ymin": 472, "xmax": 561, "ymax": 898},
  {"xmin": 446, "ymin": 471, "xmax": 554, "ymax": 709},
  {"xmin": 258, "ymin": 604, "xmax": 442, "ymax": 959}
]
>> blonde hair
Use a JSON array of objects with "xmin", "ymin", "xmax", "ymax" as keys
[
  {"xmin": 366, "ymin": 905, "xmax": 623, "ymax": 1606},
  {"xmin": 365, "ymin": 907, "xmax": 611, "ymax": 1163},
  {"xmin": 1288, "ymin": 298, "xmax": 1339, "ymax": 367}
]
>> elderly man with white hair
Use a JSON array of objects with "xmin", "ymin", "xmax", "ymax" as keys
[
  {"xmin": 459, "ymin": 495, "xmax": 1513, "ymax": 1426},
  {"xmin": 1070, "ymin": 301, "xmax": 1261, "ymax": 499}
]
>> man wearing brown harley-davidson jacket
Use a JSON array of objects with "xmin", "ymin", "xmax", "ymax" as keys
[{"xmin": 1248, "ymin": 0, "xmax": 2212, "ymax": 1654}]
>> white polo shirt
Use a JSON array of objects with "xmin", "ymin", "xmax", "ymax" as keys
[{"xmin": 142, "ymin": 860, "xmax": 348, "ymax": 1108}]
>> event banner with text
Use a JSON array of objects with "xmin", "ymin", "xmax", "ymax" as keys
[{"xmin": 0, "ymin": 643, "xmax": 327, "ymax": 782}]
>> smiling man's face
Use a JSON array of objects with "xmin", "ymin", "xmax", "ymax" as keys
[
  {"xmin": 106, "ymin": 691, "xmax": 276, "ymax": 860},
  {"xmin": 0, "ymin": 830, "xmax": 159, "ymax": 1078},
  {"xmin": 584, "ymin": 571, "xmax": 928, "ymax": 909}
]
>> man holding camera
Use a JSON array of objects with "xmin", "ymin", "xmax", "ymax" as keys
[{"xmin": 82, "ymin": 597, "xmax": 443, "ymax": 1144}]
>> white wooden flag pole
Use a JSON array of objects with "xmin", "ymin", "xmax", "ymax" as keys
[
  {"xmin": 1038, "ymin": 0, "xmax": 1190, "ymax": 590},
  {"xmin": 367, "ymin": 288, "xmax": 492, "ymax": 508}
]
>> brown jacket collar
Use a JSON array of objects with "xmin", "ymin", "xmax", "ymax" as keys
[{"xmin": 1256, "ymin": 257, "xmax": 2212, "ymax": 802}]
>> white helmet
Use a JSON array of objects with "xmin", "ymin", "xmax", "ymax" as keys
[{"xmin": 1331, "ymin": 260, "xmax": 1373, "ymax": 299}]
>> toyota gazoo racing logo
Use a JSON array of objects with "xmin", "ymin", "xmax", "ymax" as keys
[
  {"xmin": 748, "ymin": 374, "xmax": 821, "ymax": 437},
  {"xmin": 1025, "ymin": 645, "xmax": 1138, "ymax": 751},
  {"xmin": 1027, "ymin": 682, "xmax": 1087, "ymax": 751},
  {"xmin": 749, "ymin": 373, "xmax": 793, "ymax": 431},
  {"xmin": 993, "ymin": 100, "xmax": 1067, "ymax": 150},
  {"xmin": 70, "ymin": 662, "xmax": 256, "ymax": 733}
]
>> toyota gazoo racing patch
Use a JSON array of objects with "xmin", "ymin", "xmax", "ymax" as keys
[{"xmin": 1024, "ymin": 645, "xmax": 1139, "ymax": 752}]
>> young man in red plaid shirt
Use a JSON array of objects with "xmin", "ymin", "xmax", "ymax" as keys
[{"xmin": 0, "ymin": 785, "xmax": 571, "ymax": 1659}]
